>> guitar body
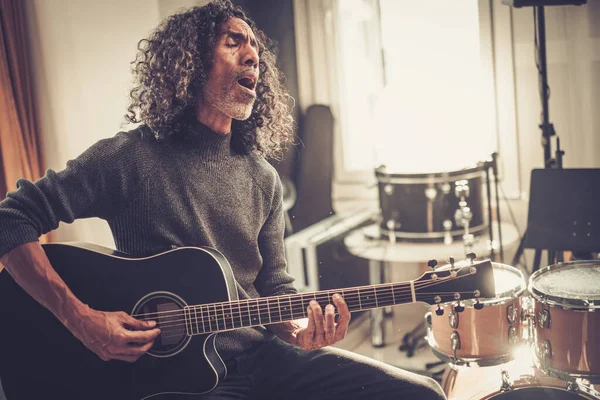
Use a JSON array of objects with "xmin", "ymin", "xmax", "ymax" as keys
[{"xmin": 0, "ymin": 243, "xmax": 238, "ymax": 399}]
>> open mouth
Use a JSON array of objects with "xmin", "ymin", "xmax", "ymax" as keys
[{"xmin": 237, "ymin": 77, "xmax": 256, "ymax": 92}]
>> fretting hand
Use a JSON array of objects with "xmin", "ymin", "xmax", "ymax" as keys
[
  {"xmin": 292, "ymin": 294, "xmax": 351, "ymax": 350},
  {"xmin": 66, "ymin": 308, "xmax": 160, "ymax": 362}
]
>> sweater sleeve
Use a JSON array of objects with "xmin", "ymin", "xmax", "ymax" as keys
[
  {"xmin": 0, "ymin": 130, "xmax": 159, "ymax": 258},
  {"xmin": 254, "ymin": 172, "xmax": 297, "ymax": 297}
]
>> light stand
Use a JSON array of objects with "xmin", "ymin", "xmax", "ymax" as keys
[{"xmin": 511, "ymin": 5, "xmax": 566, "ymax": 272}]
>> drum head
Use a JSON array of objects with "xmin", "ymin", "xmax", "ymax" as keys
[
  {"xmin": 440, "ymin": 262, "xmax": 525, "ymax": 303},
  {"xmin": 530, "ymin": 261, "xmax": 600, "ymax": 308},
  {"xmin": 488, "ymin": 387, "xmax": 590, "ymax": 399}
]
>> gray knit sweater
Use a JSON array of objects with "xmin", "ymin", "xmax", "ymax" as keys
[{"xmin": 0, "ymin": 117, "xmax": 297, "ymax": 360}]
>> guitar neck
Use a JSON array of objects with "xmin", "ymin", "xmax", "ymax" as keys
[{"xmin": 182, "ymin": 280, "xmax": 427, "ymax": 335}]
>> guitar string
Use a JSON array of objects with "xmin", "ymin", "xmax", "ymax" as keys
[
  {"xmin": 150, "ymin": 289, "xmax": 481, "ymax": 331},
  {"xmin": 151, "ymin": 290, "xmax": 483, "ymax": 339},
  {"xmin": 131, "ymin": 272, "xmax": 473, "ymax": 327},
  {"xmin": 133, "ymin": 273, "xmax": 478, "ymax": 328},
  {"xmin": 139, "ymin": 287, "xmax": 483, "ymax": 330},
  {"xmin": 155, "ymin": 291, "xmax": 483, "ymax": 340},
  {"xmin": 139, "ymin": 273, "xmax": 485, "ymax": 335},
  {"xmin": 130, "ymin": 268, "xmax": 482, "ymax": 319},
  {"xmin": 129, "ymin": 267, "xmax": 482, "ymax": 319},
  {"xmin": 130, "ymin": 280, "xmax": 434, "ymax": 319},
  {"xmin": 152, "ymin": 292, "xmax": 480, "ymax": 329}
]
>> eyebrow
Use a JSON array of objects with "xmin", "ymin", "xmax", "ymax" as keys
[{"xmin": 223, "ymin": 29, "xmax": 259, "ymax": 51}]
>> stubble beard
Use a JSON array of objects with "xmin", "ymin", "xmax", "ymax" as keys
[{"xmin": 204, "ymin": 80, "xmax": 256, "ymax": 121}]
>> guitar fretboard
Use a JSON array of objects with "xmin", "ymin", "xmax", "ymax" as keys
[{"xmin": 179, "ymin": 281, "xmax": 421, "ymax": 335}]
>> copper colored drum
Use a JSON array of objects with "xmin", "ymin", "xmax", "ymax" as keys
[
  {"xmin": 442, "ymin": 362, "xmax": 600, "ymax": 400},
  {"xmin": 427, "ymin": 263, "xmax": 526, "ymax": 366},
  {"xmin": 530, "ymin": 261, "xmax": 600, "ymax": 383}
]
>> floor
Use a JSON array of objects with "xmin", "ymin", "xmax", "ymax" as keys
[{"xmin": 333, "ymin": 302, "xmax": 445, "ymax": 380}]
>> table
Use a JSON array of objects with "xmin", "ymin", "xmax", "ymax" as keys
[{"xmin": 344, "ymin": 221, "xmax": 520, "ymax": 347}]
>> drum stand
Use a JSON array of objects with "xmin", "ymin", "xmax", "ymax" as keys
[{"xmin": 480, "ymin": 152, "xmax": 504, "ymax": 263}]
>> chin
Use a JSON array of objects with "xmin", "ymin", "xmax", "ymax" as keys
[{"xmin": 229, "ymin": 103, "xmax": 254, "ymax": 121}]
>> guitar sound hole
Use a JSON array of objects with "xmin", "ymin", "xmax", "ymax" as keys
[{"xmin": 131, "ymin": 292, "xmax": 192, "ymax": 358}]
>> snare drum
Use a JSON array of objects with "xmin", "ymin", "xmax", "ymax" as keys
[
  {"xmin": 375, "ymin": 165, "xmax": 488, "ymax": 243},
  {"xmin": 529, "ymin": 261, "xmax": 600, "ymax": 383},
  {"xmin": 427, "ymin": 263, "xmax": 526, "ymax": 366}
]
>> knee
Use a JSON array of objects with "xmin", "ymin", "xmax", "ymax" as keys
[{"xmin": 412, "ymin": 376, "xmax": 446, "ymax": 400}]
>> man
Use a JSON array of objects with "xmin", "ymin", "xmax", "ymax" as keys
[{"xmin": 0, "ymin": 1, "xmax": 445, "ymax": 399}]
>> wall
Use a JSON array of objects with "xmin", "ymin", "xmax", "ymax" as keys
[
  {"xmin": 23, "ymin": 0, "xmax": 208, "ymax": 248},
  {"xmin": 233, "ymin": 0, "xmax": 301, "ymax": 181}
]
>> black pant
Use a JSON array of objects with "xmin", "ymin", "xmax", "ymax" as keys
[{"xmin": 202, "ymin": 338, "xmax": 446, "ymax": 400}]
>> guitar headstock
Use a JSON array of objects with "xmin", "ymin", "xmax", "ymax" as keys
[{"xmin": 414, "ymin": 259, "xmax": 495, "ymax": 305}]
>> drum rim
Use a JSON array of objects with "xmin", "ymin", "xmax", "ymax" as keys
[
  {"xmin": 378, "ymin": 223, "xmax": 489, "ymax": 240},
  {"xmin": 484, "ymin": 384, "xmax": 599, "ymax": 400},
  {"xmin": 375, "ymin": 163, "xmax": 487, "ymax": 178},
  {"xmin": 533, "ymin": 353, "xmax": 600, "ymax": 385},
  {"xmin": 428, "ymin": 343, "xmax": 516, "ymax": 367},
  {"xmin": 529, "ymin": 261, "xmax": 600, "ymax": 309},
  {"xmin": 375, "ymin": 169, "xmax": 485, "ymax": 184},
  {"xmin": 446, "ymin": 367, "xmax": 600, "ymax": 400}
]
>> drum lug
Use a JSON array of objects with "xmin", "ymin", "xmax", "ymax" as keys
[
  {"xmin": 507, "ymin": 304, "xmax": 518, "ymax": 324},
  {"xmin": 508, "ymin": 326, "xmax": 518, "ymax": 345},
  {"xmin": 538, "ymin": 308, "xmax": 550, "ymax": 329},
  {"xmin": 500, "ymin": 370, "xmax": 514, "ymax": 392},
  {"xmin": 424, "ymin": 187, "xmax": 437, "ymax": 200},
  {"xmin": 383, "ymin": 183, "xmax": 394, "ymax": 195},
  {"xmin": 539, "ymin": 339, "xmax": 552, "ymax": 369},
  {"xmin": 443, "ymin": 220, "xmax": 453, "ymax": 245},
  {"xmin": 450, "ymin": 331, "xmax": 461, "ymax": 361},
  {"xmin": 441, "ymin": 182, "xmax": 451, "ymax": 194},
  {"xmin": 448, "ymin": 309, "xmax": 459, "ymax": 329},
  {"xmin": 455, "ymin": 179, "xmax": 471, "ymax": 198}
]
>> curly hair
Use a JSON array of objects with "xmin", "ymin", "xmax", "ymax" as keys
[{"xmin": 125, "ymin": 0, "xmax": 294, "ymax": 159}]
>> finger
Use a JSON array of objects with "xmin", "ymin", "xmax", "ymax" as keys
[
  {"xmin": 122, "ymin": 340, "xmax": 155, "ymax": 356},
  {"xmin": 311, "ymin": 301, "xmax": 325, "ymax": 343},
  {"xmin": 333, "ymin": 294, "xmax": 350, "ymax": 342},
  {"xmin": 332, "ymin": 294, "xmax": 350, "ymax": 320},
  {"xmin": 126, "ymin": 328, "xmax": 161, "ymax": 344},
  {"xmin": 123, "ymin": 314, "xmax": 157, "ymax": 331},
  {"xmin": 324, "ymin": 304, "xmax": 336, "ymax": 344},
  {"xmin": 305, "ymin": 306, "xmax": 316, "ymax": 337}
]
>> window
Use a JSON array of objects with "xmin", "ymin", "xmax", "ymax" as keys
[
  {"xmin": 294, "ymin": 0, "xmax": 501, "ymax": 202},
  {"xmin": 337, "ymin": 0, "xmax": 497, "ymax": 174}
]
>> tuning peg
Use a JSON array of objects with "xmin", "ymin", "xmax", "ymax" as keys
[
  {"xmin": 474, "ymin": 301, "xmax": 484, "ymax": 310},
  {"xmin": 447, "ymin": 256, "xmax": 455, "ymax": 267},
  {"xmin": 427, "ymin": 259, "xmax": 438, "ymax": 271},
  {"xmin": 466, "ymin": 253, "xmax": 476, "ymax": 264},
  {"xmin": 454, "ymin": 303, "xmax": 465, "ymax": 313},
  {"xmin": 435, "ymin": 305, "xmax": 444, "ymax": 316}
]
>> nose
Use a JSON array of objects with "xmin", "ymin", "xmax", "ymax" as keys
[{"xmin": 242, "ymin": 44, "xmax": 259, "ymax": 68}]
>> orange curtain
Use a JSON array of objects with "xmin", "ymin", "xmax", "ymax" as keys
[{"xmin": 0, "ymin": 0, "xmax": 51, "ymax": 244}]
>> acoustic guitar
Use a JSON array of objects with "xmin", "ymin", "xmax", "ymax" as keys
[{"xmin": 0, "ymin": 242, "xmax": 495, "ymax": 399}]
